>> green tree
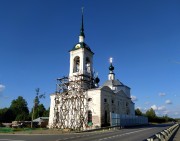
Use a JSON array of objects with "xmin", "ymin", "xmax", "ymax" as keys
[
  {"xmin": 145, "ymin": 108, "xmax": 156, "ymax": 122},
  {"xmin": 30, "ymin": 104, "xmax": 47, "ymax": 119},
  {"xmin": 135, "ymin": 108, "xmax": 143, "ymax": 116},
  {"xmin": 10, "ymin": 96, "xmax": 29, "ymax": 121},
  {"xmin": 38, "ymin": 104, "xmax": 46, "ymax": 117},
  {"xmin": 0, "ymin": 108, "xmax": 8, "ymax": 122},
  {"xmin": 43, "ymin": 107, "xmax": 50, "ymax": 117},
  {"xmin": 0, "ymin": 108, "xmax": 14, "ymax": 122}
]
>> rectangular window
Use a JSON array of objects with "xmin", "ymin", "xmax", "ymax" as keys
[
  {"xmin": 104, "ymin": 98, "xmax": 107, "ymax": 102},
  {"xmin": 88, "ymin": 110, "xmax": 92, "ymax": 123}
]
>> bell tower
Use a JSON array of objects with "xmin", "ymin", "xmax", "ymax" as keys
[{"xmin": 69, "ymin": 8, "xmax": 94, "ymax": 89}]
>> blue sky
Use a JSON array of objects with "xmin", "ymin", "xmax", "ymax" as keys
[{"xmin": 0, "ymin": 0, "xmax": 180, "ymax": 118}]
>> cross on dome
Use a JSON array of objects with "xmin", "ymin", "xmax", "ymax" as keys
[
  {"xmin": 109, "ymin": 57, "xmax": 114, "ymax": 72},
  {"xmin": 109, "ymin": 57, "xmax": 113, "ymax": 64}
]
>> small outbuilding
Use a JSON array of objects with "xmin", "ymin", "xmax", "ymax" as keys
[{"xmin": 33, "ymin": 117, "xmax": 49, "ymax": 128}]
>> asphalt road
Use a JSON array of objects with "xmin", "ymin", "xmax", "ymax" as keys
[{"xmin": 0, "ymin": 124, "xmax": 173, "ymax": 141}]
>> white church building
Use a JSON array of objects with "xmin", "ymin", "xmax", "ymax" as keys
[{"xmin": 48, "ymin": 10, "xmax": 135, "ymax": 130}]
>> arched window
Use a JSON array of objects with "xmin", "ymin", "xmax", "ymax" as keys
[
  {"xmin": 86, "ymin": 57, "xmax": 90, "ymax": 73},
  {"xmin": 73, "ymin": 56, "xmax": 80, "ymax": 72},
  {"xmin": 88, "ymin": 98, "xmax": 92, "ymax": 102},
  {"xmin": 88, "ymin": 110, "xmax": 92, "ymax": 123}
]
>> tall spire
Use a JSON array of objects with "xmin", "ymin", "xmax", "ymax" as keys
[{"xmin": 79, "ymin": 7, "xmax": 85, "ymax": 42}]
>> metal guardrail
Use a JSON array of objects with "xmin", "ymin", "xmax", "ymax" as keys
[{"xmin": 146, "ymin": 123, "xmax": 179, "ymax": 141}]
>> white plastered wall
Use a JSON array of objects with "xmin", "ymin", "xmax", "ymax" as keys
[
  {"xmin": 87, "ymin": 89, "xmax": 101, "ymax": 127},
  {"xmin": 48, "ymin": 94, "xmax": 56, "ymax": 128}
]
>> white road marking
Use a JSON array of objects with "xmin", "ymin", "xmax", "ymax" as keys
[
  {"xmin": 0, "ymin": 139, "xmax": 25, "ymax": 141},
  {"xmin": 56, "ymin": 128, "xmax": 153, "ymax": 141},
  {"xmin": 98, "ymin": 128, "xmax": 153, "ymax": 140}
]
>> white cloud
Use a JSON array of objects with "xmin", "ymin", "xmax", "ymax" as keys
[
  {"xmin": 158, "ymin": 106, "xmax": 166, "ymax": 111},
  {"xmin": 151, "ymin": 105, "xmax": 166, "ymax": 111},
  {"xmin": 144, "ymin": 107, "xmax": 147, "ymax": 111},
  {"xmin": 174, "ymin": 112, "xmax": 179, "ymax": 115},
  {"xmin": 165, "ymin": 100, "xmax": 172, "ymax": 104},
  {"xmin": 163, "ymin": 110, "xmax": 170, "ymax": 115},
  {"xmin": 0, "ymin": 84, "xmax": 5, "ymax": 92},
  {"xmin": 149, "ymin": 105, "xmax": 180, "ymax": 118},
  {"xmin": 151, "ymin": 105, "xmax": 158, "ymax": 110},
  {"xmin": 159, "ymin": 92, "xmax": 166, "ymax": 97},
  {"xmin": 131, "ymin": 95, "xmax": 138, "ymax": 101},
  {"xmin": 174, "ymin": 61, "xmax": 180, "ymax": 64},
  {"xmin": 156, "ymin": 110, "xmax": 170, "ymax": 116},
  {"xmin": 165, "ymin": 109, "xmax": 180, "ymax": 118},
  {"xmin": 156, "ymin": 111, "xmax": 160, "ymax": 115},
  {"xmin": 145, "ymin": 102, "xmax": 150, "ymax": 105},
  {"xmin": 136, "ymin": 106, "xmax": 141, "ymax": 110},
  {"xmin": 136, "ymin": 106, "xmax": 148, "ymax": 113}
]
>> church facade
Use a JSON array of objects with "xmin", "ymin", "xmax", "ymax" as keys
[{"xmin": 48, "ymin": 11, "xmax": 135, "ymax": 130}]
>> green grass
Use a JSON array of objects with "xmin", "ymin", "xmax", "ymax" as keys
[
  {"xmin": 0, "ymin": 127, "xmax": 41, "ymax": 133},
  {"xmin": 0, "ymin": 127, "xmax": 52, "ymax": 134},
  {"xmin": 0, "ymin": 127, "xmax": 13, "ymax": 133}
]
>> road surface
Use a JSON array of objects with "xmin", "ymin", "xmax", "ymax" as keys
[{"xmin": 0, "ymin": 124, "xmax": 173, "ymax": 141}]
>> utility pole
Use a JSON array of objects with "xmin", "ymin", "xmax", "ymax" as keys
[{"xmin": 31, "ymin": 88, "xmax": 45, "ymax": 128}]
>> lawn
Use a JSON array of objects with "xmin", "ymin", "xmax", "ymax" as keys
[{"xmin": 0, "ymin": 127, "xmax": 66, "ymax": 134}]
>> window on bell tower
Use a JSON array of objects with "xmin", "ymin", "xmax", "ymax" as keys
[
  {"xmin": 86, "ymin": 57, "xmax": 90, "ymax": 73},
  {"xmin": 73, "ymin": 56, "xmax": 80, "ymax": 72}
]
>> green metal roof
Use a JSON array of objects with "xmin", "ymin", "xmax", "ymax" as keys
[{"xmin": 70, "ymin": 42, "xmax": 94, "ymax": 54}]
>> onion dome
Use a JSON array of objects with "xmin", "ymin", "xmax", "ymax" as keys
[
  {"xmin": 109, "ymin": 63, "xmax": 114, "ymax": 71},
  {"xmin": 94, "ymin": 76, "xmax": 100, "ymax": 84}
]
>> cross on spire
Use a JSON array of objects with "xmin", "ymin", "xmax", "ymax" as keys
[
  {"xmin": 109, "ymin": 57, "xmax": 113, "ymax": 64},
  {"xmin": 82, "ymin": 7, "xmax": 84, "ymax": 14}
]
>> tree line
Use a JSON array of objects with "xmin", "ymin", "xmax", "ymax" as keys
[
  {"xmin": 0, "ymin": 96, "xmax": 49, "ymax": 123},
  {"xmin": 1, "ymin": 96, "xmax": 177, "ymax": 124},
  {"xmin": 135, "ymin": 108, "xmax": 176, "ymax": 123}
]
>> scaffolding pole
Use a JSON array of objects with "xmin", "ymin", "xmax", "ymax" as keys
[{"xmin": 52, "ymin": 73, "xmax": 94, "ymax": 131}]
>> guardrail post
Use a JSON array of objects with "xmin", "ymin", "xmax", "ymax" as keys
[
  {"xmin": 146, "ymin": 124, "xmax": 179, "ymax": 141},
  {"xmin": 161, "ymin": 131, "xmax": 166, "ymax": 140},
  {"xmin": 155, "ymin": 133, "xmax": 161, "ymax": 140}
]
